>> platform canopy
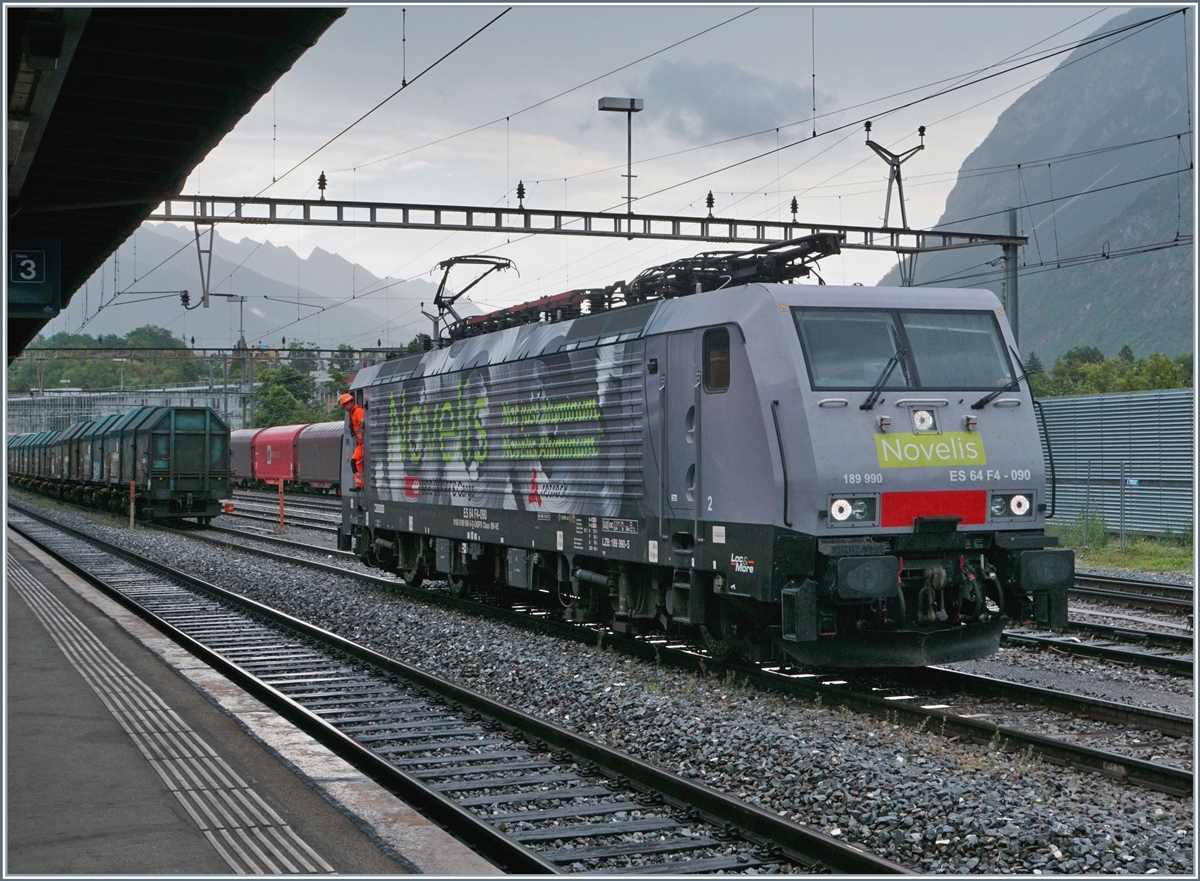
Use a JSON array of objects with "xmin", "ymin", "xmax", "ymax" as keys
[{"xmin": 7, "ymin": 7, "xmax": 345, "ymax": 362}]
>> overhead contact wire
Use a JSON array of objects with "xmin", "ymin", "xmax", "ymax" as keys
[
  {"xmin": 632, "ymin": 9, "xmax": 1182, "ymax": 205},
  {"xmin": 339, "ymin": 8, "xmax": 758, "ymax": 174},
  {"xmin": 259, "ymin": 7, "xmax": 513, "ymax": 195}
]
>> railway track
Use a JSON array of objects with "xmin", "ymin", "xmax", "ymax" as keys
[
  {"xmin": 188, "ymin": 520, "xmax": 1195, "ymax": 677},
  {"xmin": 8, "ymin": 506, "xmax": 907, "ymax": 875},
  {"xmin": 218, "ymin": 501, "xmax": 339, "ymax": 535},
  {"xmin": 231, "ymin": 490, "xmax": 342, "ymax": 513},
  {"xmin": 61, "ymin": 505, "xmax": 1192, "ymax": 798},
  {"xmin": 1071, "ymin": 572, "xmax": 1193, "ymax": 614},
  {"xmin": 1002, "ymin": 625, "xmax": 1193, "ymax": 676}
]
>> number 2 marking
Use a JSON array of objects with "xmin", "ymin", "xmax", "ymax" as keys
[{"xmin": 707, "ymin": 495, "xmax": 713, "ymax": 511}]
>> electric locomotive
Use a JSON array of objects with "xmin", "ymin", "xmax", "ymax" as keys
[{"xmin": 342, "ymin": 237, "xmax": 1071, "ymax": 667}]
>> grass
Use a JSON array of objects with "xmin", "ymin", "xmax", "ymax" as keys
[{"xmin": 1048, "ymin": 514, "xmax": 1194, "ymax": 574}]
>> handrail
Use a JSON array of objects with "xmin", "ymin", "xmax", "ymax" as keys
[
  {"xmin": 770, "ymin": 401, "xmax": 791, "ymax": 527},
  {"xmin": 1032, "ymin": 397, "xmax": 1057, "ymax": 518}
]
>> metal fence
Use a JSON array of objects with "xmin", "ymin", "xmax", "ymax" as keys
[{"xmin": 1037, "ymin": 388, "xmax": 1194, "ymax": 537}]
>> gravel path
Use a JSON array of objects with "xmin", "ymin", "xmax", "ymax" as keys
[{"xmin": 9, "ymin": 497, "xmax": 1195, "ymax": 874}]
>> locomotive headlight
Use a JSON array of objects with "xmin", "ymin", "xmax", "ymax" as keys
[
  {"xmin": 851, "ymin": 499, "xmax": 870, "ymax": 520},
  {"xmin": 830, "ymin": 498, "xmax": 853, "ymax": 521},
  {"xmin": 990, "ymin": 495, "xmax": 1008, "ymax": 516},
  {"xmin": 1009, "ymin": 494, "xmax": 1031, "ymax": 516},
  {"xmin": 912, "ymin": 409, "xmax": 935, "ymax": 432}
]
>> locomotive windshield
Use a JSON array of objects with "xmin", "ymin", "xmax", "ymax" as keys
[{"xmin": 793, "ymin": 307, "xmax": 1014, "ymax": 391}]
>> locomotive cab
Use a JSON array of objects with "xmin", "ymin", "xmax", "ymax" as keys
[{"xmin": 765, "ymin": 287, "xmax": 1070, "ymax": 666}]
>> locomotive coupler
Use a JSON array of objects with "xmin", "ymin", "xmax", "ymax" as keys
[{"xmin": 917, "ymin": 565, "xmax": 948, "ymax": 625}]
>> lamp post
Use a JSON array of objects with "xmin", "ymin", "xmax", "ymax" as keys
[
  {"xmin": 113, "ymin": 357, "xmax": 127, "ymax": 391},
  {"xmin": 598, "ymin": 97, "xmax": 643, "ymax": 217}
]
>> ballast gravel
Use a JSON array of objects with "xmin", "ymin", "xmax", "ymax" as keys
[{"xmin": 10, "ymin": 500, "xmax": 1195, "ymax": 875}]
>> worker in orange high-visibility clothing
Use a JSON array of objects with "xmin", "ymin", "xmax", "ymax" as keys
[{"xmin": 340, "ymin": 393, "xmax": 365, "ymax": 489}]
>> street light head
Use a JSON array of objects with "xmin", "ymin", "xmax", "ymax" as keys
[{"xmin": 598, "ymin": 97, "xmax": 643, "ymax": 112}]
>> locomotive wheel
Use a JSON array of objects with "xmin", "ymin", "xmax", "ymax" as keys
[
  {"xmin": 701, "ymin": 600, "xmax": 743, "ymax": 662},
  {"xmin": 401, "ymin": 560, "xmax": 425, "ymax": 589},
  {"xmin": 448, "ymin": 571, "xmax": 471, "ymax": 598}
]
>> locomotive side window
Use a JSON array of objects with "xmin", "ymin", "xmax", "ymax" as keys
[
  {"xmin": 703, "ymin": 327, "xmax": 730, "ymax": 392},
  {"xmin": 793, "ymin": 308, "xmax": 910, "ymax": 389},
  {"xmin": 899, "ymin": 311, "xmax": 1013, "ymax": 389}
]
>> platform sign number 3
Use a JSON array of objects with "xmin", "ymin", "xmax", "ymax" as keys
[
  {"xmin": 8, "ymin": 238, "xmax": 61, "ymax": 316},
  {"xmin": 11, "ymin": 249, "xmax": 46, "ymax": 284}
]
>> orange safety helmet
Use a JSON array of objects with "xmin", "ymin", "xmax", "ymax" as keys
[{"xmin": 339, "ymin": 393, "xmax": 354, "ymax": 407}]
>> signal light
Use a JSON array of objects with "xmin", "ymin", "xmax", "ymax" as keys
[
  {"xmin": 180, "ymin": 291, "xmax": 190, "ymax": 307},
  {"xmin": 317, "ymin": 171, "xmax": 327, "ymax": 200}
]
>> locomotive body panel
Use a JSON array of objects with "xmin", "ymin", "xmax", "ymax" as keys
[{"xmin": 359, "ymin": 327, "xmax": 647, "ymax": 521}]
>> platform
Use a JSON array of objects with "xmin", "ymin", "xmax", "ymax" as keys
[{"xmin": 5, "ymin": 527, "xmax": 502, "ymax": 875}]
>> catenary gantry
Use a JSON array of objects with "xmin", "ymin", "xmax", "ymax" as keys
[{"xmin": 151, "ymin": 195, "xmax": 1024, "ymax": 254}]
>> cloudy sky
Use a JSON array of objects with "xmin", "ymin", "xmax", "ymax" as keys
[{"xmin": 86, "ymin": 3, "xmax": 1143, "ymax": 344}]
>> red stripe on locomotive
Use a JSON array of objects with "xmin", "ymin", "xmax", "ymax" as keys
[{"xmin": 880, "ymin": 490, "xmax": 987, "ymax": 527}]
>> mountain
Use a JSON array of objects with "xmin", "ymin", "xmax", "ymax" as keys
[
  {"xmin": 144, "ymin": 222, "xmax": 442, "ymax": 346},
  {"xmin": 878, "ymin": 8, "xmax": 1194, "ymax": 361},
  {"xmin": 43, "ymin": 223, "xmax": 443, "ymax": 349}
]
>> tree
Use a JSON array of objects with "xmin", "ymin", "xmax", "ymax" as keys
[
  {"xmin": 6, "ymin": 326, "xmax": 206, "ymax": 395},
  {"xmin": 404, "ymin": 333, "xmax": 432, "ymax": 354},
  {"xmin": 1138, "ymin": 353, "xmax": 1184, "ymax": 390},
  {"xmin": 256, "ymin": 365, "xmax": 316, "ymax": 408},
  {"xmin": 287, "ymin": 340, "xmax": 321, "ymax": 374},
  {"xmin": 324, "ymin": 367, "xmax": 350, "ymax": 400},
  {"xmin": 1032, "ymin": 345, "xmax": 1193, "ymax": 397},
  {"xmin": 252, "ymin": 365, "xmax": 329, "ymax": 427},
  {"xmin": 1060, "ymin": 346, "xmax": 1106, "ymax": 367},
  {"xmin": 125, "ymin": 325, "xmax": 188, "ymax": 349},
  {"xmin": 1174, "ymin": 353, "xmax": 1193, "ymax": 386},
  {"xmin": 1024, "ymin": 351, "xmax": 1045, "ymax": 375},
  {"xmin": 329, "ymin": 344, "xmax": 358, "ymax": 374},
  {"xmin": 253, "ymin": 384, "xmax": 324, "ymax": 428}
]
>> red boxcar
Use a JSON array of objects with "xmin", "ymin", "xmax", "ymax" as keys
[
  {"xmin": 296, "ymin": 421, "xmax": 345, "ymax": 493},
  {"xmin": 252, "ymin": 424, "xmax": 306, "ymax": 485}
]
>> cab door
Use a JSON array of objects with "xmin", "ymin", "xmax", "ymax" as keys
[{"xmin": 663, "ymin": 331, "xmax": 699, "ymax": 524}]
